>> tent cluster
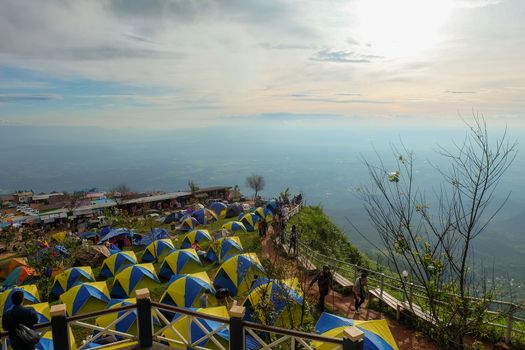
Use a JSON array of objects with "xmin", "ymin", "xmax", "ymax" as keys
[{"xmin": 0, "ymin": 199, "xmax": 399, "ymax": 349}]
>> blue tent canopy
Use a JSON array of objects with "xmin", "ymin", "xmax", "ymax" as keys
[
  {"xmin": 133, "ymin": 228, "xmax": 169, "ymax": 246},
  {"xmin": 99, "ymin": 228, "xmax": 131, "ymax": 243},
  {"xmin": 78, "ymin": 232, "xmax": 100, "ymax": 239}
]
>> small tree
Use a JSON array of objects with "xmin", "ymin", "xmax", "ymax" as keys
[
  {"xmin": 246, "ymin": 175, "xmax": 265, "ymax": 199},
  {"xmin": 110, "ymin": 184, "xmax": 132, "ymax": 199},
  {"xmin": 188, "ymin": 180, "xmax": 200, "ymax": 203},
  {"xmin": 24, "ymin": 237, "xmax": 82, "ymax": 301},
  {"xmin": 359, "ymin": 116, "xmax": 516, "ymax": 347}
]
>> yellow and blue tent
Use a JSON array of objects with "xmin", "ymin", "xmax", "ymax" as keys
[
  {"xmin": 111, "ymin": 263, "xmax": 161, "ymax": 298},
  {"xmin": 27, "ymin": 302, "xmax": 51, "ymax": 324},
  {"xmin": 95, "ymin": 298, "xmax": 160, "ymax": 336},
  {"xmin": 51, "ymin": 231, "xmax": 67, "ymax": 243},
  {"xmin": 159, "ymin": 249, "xmax": 204, "ymax": 279},
  {"xmin": 209, "ymin": 202, "xmax": 227, "ymax": 218},
  {"xmin": 0, "ymin": 285, "xmax": 40, "ymax": 315},
  {"xmin": 160, "ymin": 306, "xmax": 229, "ymax": 350},
  {"xmin": 266, "ymin": 200, "xmax": 278, "ymax": 213},
  {"xmin": 59, "ymin": 281, "xmax": 110, "ymax": 316},
  {"xmin": 213, "ymin": 253, "xmax": 265, "ymax": 296},
  {"xmin": 313, "ymin": 313, "xmax": 398, "ymax": 350},
  {"xmin": 238, "ymin": 213, "xmax": 259, "ymax": 232},
  {"xmin": 180, "ymin": 230, "xmax": 213, "ymax": 250},
  {"xmin": 221, "ymin": 221, "xmax": 247, "ymax": 233},
  {"xmin": 99, "ymin": 251, "xmax": 138, "ymax": 278},
  {"xmin": 141, "ymin": 239, "xmax": 175, "ymax": 263},
  {"xmin": 179, "ymin": 217, "xmax": 199, "ymax": 232},
  {"xmin": 206, "ymin": 237, "xmax": 244, "ymax": 263},
  {"xmin": 243, "ymin": 278, "xmax": 303, "ymax": 327},
  {"xmin": 51, "ymin": 266, "xmax": 95, "ymax": 296},
  {"xmin": 36, "ymin": 329, "xmax": 77, "ymax": 350},
  {"xmin": 160, "ymin": 272, "xmax": 216, "ymax": 308},
  {"xmin": 191, "ymin": 209, "xmax": 218, "ymax": 225},
  {"xmin": 253, "ymin": 207, "xmax": 273, "ymax": 223}
]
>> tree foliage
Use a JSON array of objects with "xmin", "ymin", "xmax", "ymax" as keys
[
  {"xmin": 246, "ymin": 174, "xmax": 265, "ymax": 199},
  {"xmin": 109, "ymin": 184, "xmax": 133, "ymax": 200},
  {"xmin": 23, "ymin": 237, "xmax": 83, "ymax": 301},
  {"xmin": 287, "ymin": 206, "xmax": 364, "ymax": 266},
  {"xmin": 359, "ymin": 117, "xmax": 516, "ymax": 347}
]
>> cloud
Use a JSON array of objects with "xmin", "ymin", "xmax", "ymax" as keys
[
  {"xmin": 336, "ymin": 93, "xmax": 361, "ymax": 96},
  {"xmin": 310, "ymin": 49, "xmax": 381, "ymax": 63},
  {"xmin": 224, "ymin": 112, "xmax": 349, "ymax": 122},
  {"xmin": 453, "ymin": 0, "xmax": 503, "ymax": 8},
  {"xmin": 122, "ymin": 32, "xmax": 155, "ymax": 44},
  {"xmin": 346, "ymin": 37, "xmax": 359, "ymax": 46},
  {"xmin": 296, "ymin": 97, "xmax": 392, "ymax": 104},
  {"xmin": 0, "ymin": 81, "xmax": 50, "ymax": 89},
  {"xmin": 0, "ymin": 94, "xmax": 62, "ymax": 102},
  {"xmin": 286, "ymin": 92, "xmax": 389, "ymax": 104},
  {"xmin": 445, "ymin": 90, "xmax": 477, "ymax": 94},
  {"xmin": 59, "ymin": 46, "xmax": 183, "ymax": 60},
  {"xmin": 260, "ymin": 42, "xmax": 313, "ymax": 50}
]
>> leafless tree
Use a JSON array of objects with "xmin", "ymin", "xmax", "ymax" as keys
[
  {"xmin": 359, "ymin": 116, "xmax": 516, "ymax": 347},
  {"xmin": 110, "ymin": 184, "xmax": 133, "ymax": 199},
  {"xmin": 246, "ymin": 175, "xmax": 265, "ymax": 199}
]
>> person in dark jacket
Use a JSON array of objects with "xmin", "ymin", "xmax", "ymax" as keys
[
  {"xmin": 309, "ymin": 265, "xmax": 333, "ymax": 312},
  {"xmin": 353, "ymin": 273, "xmax": 368, "ymax": 313},
  {"xmin": 2, "ymin": 290, "xmax": 39, "ymax": 350},
  {"xmin": 288, "ymin": 225, "xmax": 298, "ymax": 256}
]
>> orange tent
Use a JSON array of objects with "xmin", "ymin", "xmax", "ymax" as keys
[
  {"xmin": 3, "ymin": 266, "xmax": 37, "ymax": 286},
  {"xmin": 0, "ymin": 258, "xmax": 29, "ymax": 279}
]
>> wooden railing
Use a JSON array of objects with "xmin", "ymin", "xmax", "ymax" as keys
[
  {"xmin": 280, "ymin": 204, "xmax": 524, "ymax": 344},
  {"xmin": 294, "ymin": 239, "xmax": 525, "ymax": 344},
  {"xmin": 24, "ymin": 287, "xmax": 363, "ymax": 350}
]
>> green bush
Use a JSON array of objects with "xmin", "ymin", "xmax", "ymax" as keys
[{"xmin": 287, "ymin": 206, "xmax": 364, "ymax": 266}]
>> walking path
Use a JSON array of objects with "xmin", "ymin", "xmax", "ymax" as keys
[{"xmin": 260, "ymin": 231, "xmax": 438, "ymax": 350}]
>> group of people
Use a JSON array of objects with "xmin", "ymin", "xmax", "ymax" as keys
[{"xmin": 310, "ymin": 266, "xmax": 369, "ymax": 313}]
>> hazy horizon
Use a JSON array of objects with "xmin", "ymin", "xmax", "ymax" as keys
[{"xmin": 1, "ymin": 122, "xmax": 524, "ymax": 288}]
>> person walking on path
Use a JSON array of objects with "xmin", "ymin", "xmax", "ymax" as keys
[
  {"xmin": 310, "ymin": 265, "xmax": 333, "ymax": 312},
  {"xmin": 353, "ymin": 273, "xmax": 368, "ymax": 313},
  {"xmin": 288, "ymin": 224, "xmax": 297, "ymax": 256},
  {"xmin": 259, "ymin": 219, "xmax": 268, "ymax": 238},
  {"xmin": 2, "ymin": 290, "xmax": 39, "ymax": 350}
]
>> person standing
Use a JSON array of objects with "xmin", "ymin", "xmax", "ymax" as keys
[
  {"xmin": 288, "ymin": 225, "xmax": 297, "ymax": 256},
  {"xmin": 200, "ymin": 289, "xmax": 212, "ymax": 308},
  {"xmin": 353, "ymin": 273, "xmax": 368, "ymax": 313},
  {"xmin": 215, "ymin": 288, "xmax": 233, "ymax": 307},
  {"xmin": 258, "ymin": 219, "xmax": 267, "ymax": 238},
  {"xmin": 309, "ymin": 266, "xmax": 333, "ymax": 312},
  {"xmin": 2, "ymin": 290, "xmax": 39, "ymax": 350}
]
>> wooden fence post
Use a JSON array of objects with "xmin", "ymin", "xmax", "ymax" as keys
[
  {"xmin": 343, "ymin": 326, "xmax": 364, "ymax": 350},
  {"xmin": 506, "ymin": 306, "xmax": 514, "ymax": 344},
  {"xmin": 379, "ymin": 273, "xmax": 385, "ymax": 312},
  {"xmin": 136, "ymin": 288, "xmax": 153, "ymax": 349},
  {"xmin": 409, "ymin": 282, "xmax": 414, "ymax": 309},
  {"xmin": 50, "ymin": 304, "xmax": 70, "ymax": 350},
  {"xmin": 229, "ymin": 305, "xmax": 246, "ymax": 350}
]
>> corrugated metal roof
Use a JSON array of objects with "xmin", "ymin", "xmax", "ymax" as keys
[{"xmin": 121, "ymin": 192, "xmax": 191, "ymax": 205}]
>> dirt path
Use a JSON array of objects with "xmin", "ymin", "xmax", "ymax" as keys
[{"xmin": 260, "ymin": 232, "xmax": 438, "ymax": 350}]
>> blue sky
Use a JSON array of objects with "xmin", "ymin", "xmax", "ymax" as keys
[{"xmin": 1, "ymin": 0, "xmax": 524, "ymax": 129}]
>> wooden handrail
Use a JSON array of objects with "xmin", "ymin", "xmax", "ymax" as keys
[
  {"xmin": 242, "ymin": 320, "xmax": 343, "ymax": 344},
  {"xmin": 67, "ymin": 304, "xmax": 137, "ymax": 322},
  {"xmin": 150, "ymin": 301, "xmax": 231, "ymax": 324}
]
